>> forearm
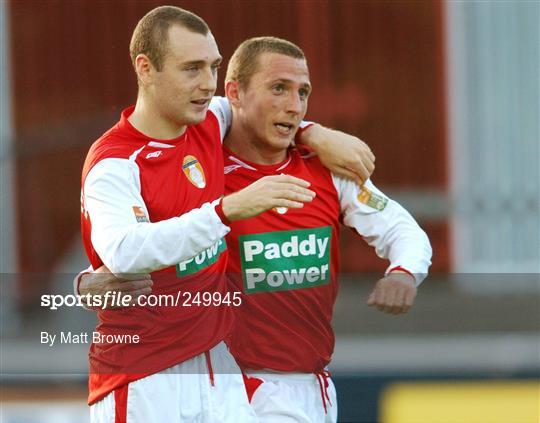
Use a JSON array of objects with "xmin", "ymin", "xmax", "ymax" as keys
[
  {"xmin": 91, "ymin": 201, "xmax": 228, "ymax": 274},
  {"xmin": 298, "ymin": 124, "xmax": 375, "ymax": 184},
  {"xmin": 84, "ymin": 159, "xmax": 230, "ymax": 275},
  {"xmin": 336, "ymin": 177, "xmax": 432, "ymax": 284},
  {"xmin": 379, "ymin": 223, "xmax": 432, "ymax": 284}
]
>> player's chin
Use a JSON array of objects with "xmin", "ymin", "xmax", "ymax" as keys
[
  {"xmin": 270, "ymin": 133, "xmax": 295, "ymax": 149},
  {"xmin": 266, "ymin": 140, "xmax": 291, "ymax": 153},
  {"xmin": 184, "ymin": 110, "xmax": 208, "ymax": 125},
  {"xmin": 282, "ymin": 135, "xmax": 295, "ymax": 148}
]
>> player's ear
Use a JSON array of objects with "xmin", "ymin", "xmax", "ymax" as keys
[
  {"xmin": 135, "ymin": 54, "xmax": 154, "ymax": 86},
  {"xmin": 225, "ymin": 80, "xmax": 242, "ymax": 107}
]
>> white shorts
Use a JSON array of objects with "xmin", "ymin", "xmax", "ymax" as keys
[
  {"xmin": 90, "ymin": 342, "xmax": 258, "ymax": 423},
  {"xmin": 244, "ymin": 370, "xmax": 338, "ymax": 423}
]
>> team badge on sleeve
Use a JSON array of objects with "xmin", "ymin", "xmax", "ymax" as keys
[
  {"xmin": 182, "ymin": 155, "xmax": 206, "ymax": 188},
  {"xmin": 132, "ymin": 206, "xmax": 149, "ymax": 222},
  {"xmin": 358, "ymin": 185, "xmax": 388, "ymax": 211}
]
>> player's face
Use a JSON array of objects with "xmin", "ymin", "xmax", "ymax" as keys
[
  {"xmin": 152, "ymin": 25, "xmax": 221, "ymax": 126},
  {"xmin": 238, "ymin": 53, "xmax": 311, "ymax": 152}
]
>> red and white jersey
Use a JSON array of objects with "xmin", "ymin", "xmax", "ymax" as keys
[
  {"xmin": 223, "ymin": 145, "xmax": 432, "ymax": 373},
  {"xmin": 80, "ymin": 98, "xmax": 233, "ymax": 404}
]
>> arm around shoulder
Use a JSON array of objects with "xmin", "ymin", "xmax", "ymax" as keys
[{"xmin": 83, "ymin": 158, "xmax": 230, "ymax": 274}]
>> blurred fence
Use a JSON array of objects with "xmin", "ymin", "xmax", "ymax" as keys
[{"xmin": 446, "ymin": 0, "xmax": 540, "ymax": 276}]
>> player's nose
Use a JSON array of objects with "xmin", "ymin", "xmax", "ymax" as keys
[
  {"xmin": 286, "ymin": 92, "xmax": 303, "ymax": 115},
  {"xmin": 199, "ymin": 67, "xmax": 217, "ymax": 93}
]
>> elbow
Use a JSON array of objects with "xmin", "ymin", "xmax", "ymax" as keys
[
  {"xmin": 103, "ymin": 254, "xmax": 140, "ymax": 276},
  {"xmin": 101, "ymin": 242, "xmax": 150, "ymax": 275},
  {"xmin": 106, "ymin": 247, "xmax": 156, "ymax": 275},
  {"xmin": 98, "ymin": 229, "xmax": 155, "ymax": 275},
  {"xmin": 421, "ymin": 230, "xmax": 433, "ymax": 264}
]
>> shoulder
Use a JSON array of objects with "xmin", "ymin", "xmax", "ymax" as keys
[
  {"xmin": 207, "ymin": 99, "xmax": 227, "ymax": 129},
  {"xmin": 191, "ymin": 109, "xmax": 221, "ymax": 137},
  {"xmin": 82, "ymin": 125, "xmax": 145, "ymax": 182},
  {"xmin": 181, "ymin": 113, "xmax": 222, "ymax": 154},
  {"xmin": 292, "ymin": 145, "xmax": 329, "ymax": 174}
]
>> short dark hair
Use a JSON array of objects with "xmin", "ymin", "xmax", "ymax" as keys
[
  {"xmin": 226, "ymin": 36, "xmax": 305, "ymax": 88},
  {"xmin": 129, "ymin": 6, "xmax": 209, "ymax": 72}
]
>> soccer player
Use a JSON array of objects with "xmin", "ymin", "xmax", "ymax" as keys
[
  {"xmin": 220, "ymin": 37, "xmax": 432, "ymax": 422},
  {"xmin": 81, "ymin": 35, "xmax": 431, "ymax": 422},
  {"xmin": 80, "ymin": 6, "xmax": 375, "ymax": 423}
]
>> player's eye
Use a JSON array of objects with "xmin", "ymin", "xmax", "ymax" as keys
[
  {"xmin": 299, "ymin": 88, "xmax": 309, "ymax": 100},
  {"xmin": 272, "ymin": 84, "xmax": 285, "ymax": 94}
]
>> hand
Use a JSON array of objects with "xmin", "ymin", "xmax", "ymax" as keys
[
  {"xmin": 299, "ymin": 124, "xmax": 375, "ymax": 185},
  {"xmin": 221, "ymin": 174, "xmax": 316, "ymax": 221},
  {"xmin": 366, "ymin": 271, "xmax": 416, "ymax": 315},
  {"xmin": 79, "ymin": 265, "xmax": 153, "ymax": 309}
]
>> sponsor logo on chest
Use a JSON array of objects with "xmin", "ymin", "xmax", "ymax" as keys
[
  {"xmin": 176, "ymin": 238, "xmax": 227, "ymax": 277},
  {"xmin": 239, "ymin": 227, "xmax": 332, "ymax": 294},
  {"xmin": 145, "ymin": 150, "xmax": 163, "ymax": 159}
]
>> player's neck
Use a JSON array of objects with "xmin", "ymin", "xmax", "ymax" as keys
[
  {"xmin": 129, "ymin": 96, "xmax": 187, "ymax": 140},
  {"xmin": 225, "ymin": 123, "xmax": 287, "ymax": 166}
]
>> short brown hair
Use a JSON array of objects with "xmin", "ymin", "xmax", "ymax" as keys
[
  {"xmin": 130, "ymin": 6, "xmax": 209, "ymax": 72},
  {"xmin": 225, "ymin": 37, "xmax": 305, "ymax": 88}
]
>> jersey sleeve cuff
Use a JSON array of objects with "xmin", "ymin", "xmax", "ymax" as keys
[
  {"xmin": 73, "ymin": 267, "xmax": 93, "ymax": 311},
  {"xmin": 297, "ymin": 121, "xmax": 314, "ymax": 132},
  {"xmin": 386, "ymin": 265, "xmax": 426, "ymax": 286},
  {"xmin": 73, "ymin": 267, "xmax": 92, "ymax": 296},
  {"xmin": 294, "ymin": 121, "xmax": 315, "ymax": 143},
  {"xmin": 214, "ymin": 198, "xmax": 231, "ymax": 226}
]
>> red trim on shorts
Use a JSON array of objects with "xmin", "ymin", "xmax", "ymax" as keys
[
  {"xmin": 316, "ymin": 370, "xmax": 332, "ymax": 414},
  {"xmin": 242, "ymin": 374, "xmax": 264, "ymax": 403},
  {"xmin": 114, "ymin": 384, "xmax": 128, "ymax": 423},
  {"xmin": 205, "ymin": 351, "xmax": 215, "ymax": 387}
]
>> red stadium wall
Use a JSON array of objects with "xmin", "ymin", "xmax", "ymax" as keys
[{"xmin": 9, "ymin": 0, "xmax": 448, "ymax": 307}]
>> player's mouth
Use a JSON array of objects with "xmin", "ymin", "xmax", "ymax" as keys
[
  {"xmin": 274, "ymin": 122, "xmax": 296, "ymax": 135},
  {"xmin": 191, "ymin": 98, "xmax": 211, "ymax": 109}
]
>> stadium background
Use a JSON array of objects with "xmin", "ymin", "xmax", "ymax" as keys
[{"xmin": 0, "ymin": 0, "xmax": 538, "ymax": 422}]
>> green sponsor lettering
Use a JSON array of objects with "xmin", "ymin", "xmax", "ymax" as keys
[
  {"xmin": 176, "ymin": 238, "xmax": 227, "ymax": 277},
  {"xmin": 239, "ymin": 227, "xmax": 332, "ymax": 294}
]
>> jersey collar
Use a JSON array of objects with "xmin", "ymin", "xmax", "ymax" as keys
[
  {"xmin": 223, "ymin": 145, "xmax": 294, "ymax": 174},
  {"xmin": 118, "ymin": 106, "xmax": 187, "ymax": 146}
]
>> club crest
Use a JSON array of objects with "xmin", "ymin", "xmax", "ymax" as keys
[{"xmin": 182, "ymin": 155, "xmax": 206, "ymax": 188}]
